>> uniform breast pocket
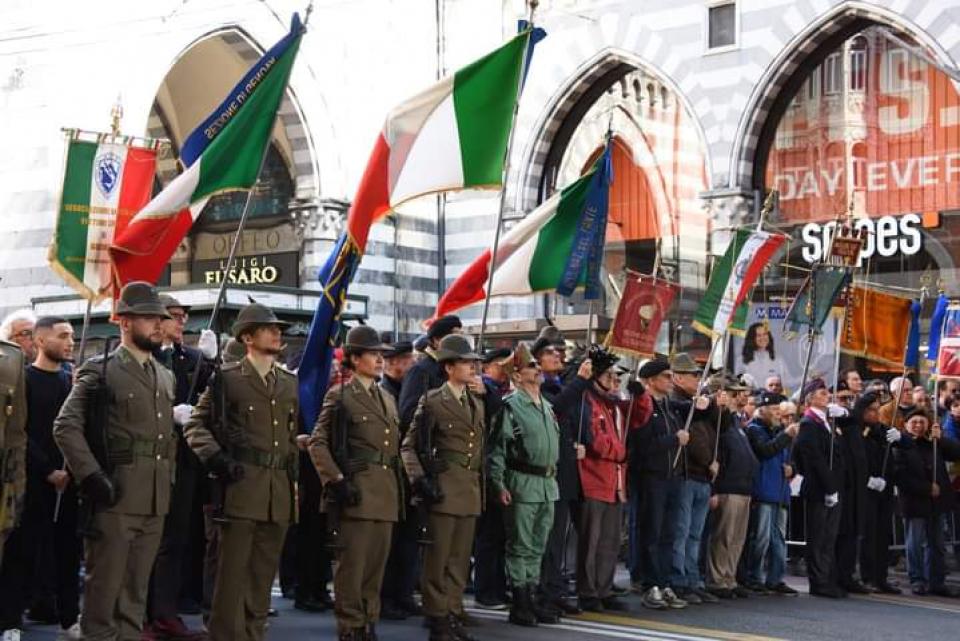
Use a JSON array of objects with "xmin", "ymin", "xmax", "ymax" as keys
[{"xmin": 123, "ymin": 391, "xmax": 148, "ymax": 423}]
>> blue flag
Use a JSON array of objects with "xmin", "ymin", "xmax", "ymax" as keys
[
  {"xmin": 297, "ymin": 233, "xmax": 361, "ymax": 431},
  {"xmin": 179, "ymin": 14, "xmax": 304, "ymax": 168},
  {"xmin": 556, "ymin": 142, "xmax": 612, "ymax": 299},
  {"xmin": 926, "ymin": 292, "xmax": 949, "ymax": 362}
]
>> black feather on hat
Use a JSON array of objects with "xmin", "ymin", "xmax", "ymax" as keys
[{"xmin": 587, "ymin": 345, "xmax": 619, "ymax": 378}]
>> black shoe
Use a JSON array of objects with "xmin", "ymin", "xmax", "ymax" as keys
[
  {"xmin": 267, "ymin": 607, "xmax": 279, "ymax": 617},
  {"xmin": 732, "ymin": 586, "xmax": 751, "ymax": 598},
  {"xmin": 708, "ymin": 587, "xmax": 735, "ymax": 599},
  {"xmin": 550, "ymin": 598, "xmax": 582, "ymax": 615},
  {"xmin": 767, "ymin": 582, "xmax": 798, "ymax": 596},
  {"xmin": 427, "ymin": 616, "xmax": 452, "ymax": 641},
  {"xmin": 841, "ymin": 581, "xmax": 871, "ymax": 595},
  {"xmin": 610, "ymin": 584, "xmax": 629, "ymax": 596},
  {"xmin": 811, "ymin": 585, "xmax": 847, "ymax": 599},
  {"xmin": 875, "ymin": 582, "xmax": 902, "ymax": 595},
  {"xmin": 508, "ymin": 585, "xmax": 538, "ymax": 627},
  {"xmin": 448, "ymin": 614, "xmax": 480, "ymax": 641},
  {"xmin": 295, "ymin": 596, "xmax": 329, "ymax": 613},
  {"xmin": 380, "ymin": 601, "xmax": 410, "ymax": 620},
  {"xmin": 911, "ymin": 584, "xmax": 928, "ymax": 596},
  {"xmin": 743, "ymin": 583, "xmax": 770, "ymax": 595},
  {"xmin": 528, "ymin": 585, "xmax": 559, "ymax": 624},
  {"xmin": 691, "ymin": 587, "xmax": 719, "ymax": 603},
  {"xmin": 454, "ymin": 611, "xmax": 481, "ymax": 627},
  {"xmin": 578, "ymin": 597, "xmax": 604, "ymax": 612},
  {"xmin": 317, "ymin": 591, "xmax": 336, "ymax": 609},
  {"xmin": 601, "ymin": 595, "xmax": 628, "ymax": 611},
  {"xmin": 396, "ymin": 597, "xmax": 421, "ymax": 615},
  {"xmin": 929, "ymin": 585, "xmax": 959, "ymax": 598}
]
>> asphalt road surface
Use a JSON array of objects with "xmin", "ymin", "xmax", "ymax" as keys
[{"xmin": 16, "ymin": 576, "xmax": 960, "ymax": 641}]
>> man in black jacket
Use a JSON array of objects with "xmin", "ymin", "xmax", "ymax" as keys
[
  {"xmin": 537, "ymin": 333, "xmax": 591, "ymax": 617},
  {"xmin": 859, "ymin": 393, "xmax": 905, "ymax": 594},
  {"xmin": 835, "ymin": 385, "xmax": 871, "ymax": 594},
  {"xmin": 398, "ymin": 315, "xmax": 462, "ymax": 430},
  {"xmin": 894, "ymin": 409, "xmax": 960, "ymax": 596},
  {"xmin": 793, "ymin": 379, "xmax": 847, "ymax": 598}
]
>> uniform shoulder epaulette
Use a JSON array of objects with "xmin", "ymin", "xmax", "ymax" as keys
[
  {"xmin": 275, "ymin": 364, "xmax": 296, "ymax": 378},
  {"xmin": 425, "ymin": 387, "xmax": 445, "ymax": 401}
]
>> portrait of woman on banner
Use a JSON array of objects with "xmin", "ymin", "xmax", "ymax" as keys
[{"xmin": 740, "ymin": 321, "xmax": 784, "ymax": 389}]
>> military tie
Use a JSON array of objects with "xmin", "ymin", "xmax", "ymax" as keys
[
  {"xmin": 265, "ymin": 369, "xmax": 276, "ymax": 394},
  {"xmin": 371, "ymin": 384, "xmax": 387, "ymax": 415},
  {"xmin": 460, "ymin": 391, "xmax": 474, "ymax": 423},
  {"xmin": 143, "ymin": 359, "xmax": 156, "ymax": 387}
]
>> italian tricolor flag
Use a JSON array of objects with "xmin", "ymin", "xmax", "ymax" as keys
[
  {"xmin": 49, "ymin": 139, "xmax": 157, "ymax": 300},
  {"xmin": 109, "ymin": 18, "xmax": 302, "ymax": 288},
  {"xmin": 692, "ymin": 228, "xmax": 787, "ymax": 338},
  {"xmin": 432, "ymin": 168, "xmax": 595, "ymax": 320},
  {"xmin": 346, "ymin": 30, "xmax": 531, "ymax": 251}
]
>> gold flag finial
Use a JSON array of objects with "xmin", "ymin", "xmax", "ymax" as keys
[{"xmin": 110, "ymin": 95, "xmax": 123, "ymax": 138}]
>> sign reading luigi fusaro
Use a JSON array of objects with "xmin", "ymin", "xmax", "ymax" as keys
[{"xmin": 192, "ymin": 252, "xmax": 299, "ymax": 287}]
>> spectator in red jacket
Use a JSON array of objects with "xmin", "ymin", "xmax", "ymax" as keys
[{"xmin": 574, "ymin": 346, "xmax": 650, "ymax": 612}]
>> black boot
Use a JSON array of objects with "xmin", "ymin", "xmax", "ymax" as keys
[
  {"xmin": 427, "ymin": 616, "xmax": 452, "ymax": 641},
  {"xmin": 367, "ymin": 623, "xmax": 378, "ymax": 641},
  {"xmin": 448, "ymin": 613, "xmax": 480, "ymax": 641},
  {"xmin": 509, "ymin": 585, "xmax": 538, "ymax": 627},
  {"xmin": 529, "ymin": 584, "xmax": 559, "ymax": 624}
]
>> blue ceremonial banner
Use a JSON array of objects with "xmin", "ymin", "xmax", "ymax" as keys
[
  {"xmin": 297, "ymin": 233, "xmax": 361, "ymax": 431},
  {"xmin": 556, "ymin": 143, "xmax": 612, "ymax": 299},
  {"xmin": 179, "ymin": 13, "xmax": 304, "ymax": 168},
  {"xmin": 904, "ymin": 299, "xmax": 921, "ymax": 368},
  {"xmin": 926, "ymin": 292, "xmax": 950, "ymax": 363}
]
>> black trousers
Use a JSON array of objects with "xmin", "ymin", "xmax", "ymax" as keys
[
  {"xmin": 296, "ymin": 456, "xmax": 332, "ymax": 600},
  {"xmin": 0, "ymin": 483, "xmax": 80, "ymax": 631},
  {"xmin": 540, "ymin": 497, "xmax": 578, "ymax": 601},
  {"xmin": 381, "ymin": 507, "xmax": 420, "ymax": 605},
  {"xmin": 805, "ymin": 499, "xmax": 841, "ymax": 589},
  {"xmin": 860, "ymin": 490, "xmax": 894, "ymax": 586},
  {"xmin": 473, "ymin": 495, "xmax": 507, "ymax": 599},
  {"xmin": 148, "ymin": 440, "xmax": 202, "ymax": 620}
]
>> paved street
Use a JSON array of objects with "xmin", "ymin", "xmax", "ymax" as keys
[{"xmin": 17, "ymin": 575, "xmax": 960, "ymax": 641}]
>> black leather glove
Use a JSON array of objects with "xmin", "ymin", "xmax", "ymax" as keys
[
  {"xmin": 81, "ymin": 471, "xmax": 121, "ymax": 507},
  {"xmin": 329, "ymin": 478, "xmax": 362, "ymax": 506},
  {"xmin": 627, "ymin": 380, "xmax": 645, "ymax": 397},
  {"xmin": 413, "ymin": 475, "xmax": 444, "ymax": 503},
  {"xmin": 209, "ymin": 451, "xmax": 245, "ymax": 483}
]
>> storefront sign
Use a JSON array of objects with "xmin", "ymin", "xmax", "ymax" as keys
[
  {"xmin": 192, "ymin": 224, "xmax": 299, "ymax": 261},
  {"xmin": 191, "ymin": 252, "xmax": 299, "ymax": 287},
  {"xmin": 799, "ymin": 213, "xmax": 922, "ymax": 264}
]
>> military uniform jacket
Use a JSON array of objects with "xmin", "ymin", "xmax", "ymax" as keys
[
  {"xmin": 185, "ymin": 357, "xmax": 298, "ymax": 524},
  {"xmin": 488, "ymin": 389, "xmax": 560, "ymax": 503},
  {"xmin": 401, "ymin": 383, "xmax": 485, "ymax": 517},
  {"xmin": 53, "ymin": 346, "xmax": 176, "ymax": 517},
  {"xmin": 0, "ymin": 340, "xmax": 27, "ymax": 530},
  {"xmin": 308, "ymin": 377, "xmax": 401, "ymax": 522}
]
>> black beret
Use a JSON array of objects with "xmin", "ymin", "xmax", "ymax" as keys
[
  {"xmin": 638, "ymin": 358, "xmax": 671, "ymax": 379},
  {"xmin": 384, "ymin": 341, "xmax": 413, "ymax": 358},
  {"xmin": 482, "ymin": 347, "xmax": 512, "ymax": 364},
  {"xmin": 802, "ymin": 378, "xmax": 827, "ymax": 399},
  {"xmin": 903, "ymin": 407, "xmax": 930, "ymax": 423},
  {"xmin": 413, "ymin": 334, "xmax": 429, "ymax": 352},
  {"xmin": 427, "ymin": 315, "xmax": 462, "ymax": 340}
]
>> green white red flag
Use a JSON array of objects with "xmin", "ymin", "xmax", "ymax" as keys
[
  {"xmin": 693, "ymin": 228, "xmax": 786, "ymax": 338},
  {"xmin": 49, "ymin": 138, "xmax": 157, "ymax": 300},
  {"xmin": 109, "ymin": 15, "xmax": 303, "ymax": 288}
]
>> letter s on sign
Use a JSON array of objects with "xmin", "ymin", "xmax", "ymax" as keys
[
  {"xmin": 801, "ymin": 223, "xmax": 821, "ymax": 263},
  {"xmin": 900, "ymin": 213, "xmax": 922, "ymax": 255}
]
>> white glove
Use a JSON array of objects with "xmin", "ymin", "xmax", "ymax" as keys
[
  {"xmin": 173, "ymin": 403, "xmax": 194, "ymax": 426},
  {"xmin": 866, "ymin": 476, "xmax": 887, "ymax": 492},
  {"xmin": 886, "ymin": 427, "xmax": 902, "ymax": 444},
  {"xmin": 198, "ymin": 329, "xmax": 218, "ymax": 360},
  {"xmin": 827, "ymin": 403, "xmax": 848, "ymax": 418},
  {"xmin": 824, "ymin": 492, "xmax": 839, "ymax": 508}
]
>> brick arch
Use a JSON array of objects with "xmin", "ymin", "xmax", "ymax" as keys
[
  {"xmin": 510, "ymin": 47, "xmax": 710, "ymax": 214},
  {"xmin": 729, "ymin": 0, "xmax": 959, "ymax": 191}
]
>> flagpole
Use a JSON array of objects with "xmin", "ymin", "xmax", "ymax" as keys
[
  {"xmin": 672, "ymin": 334, "xmax": 722, "ymax": 468},
  {"xmin": 476, "ymin": 1, "xmax": 537, "ymax": 350}
]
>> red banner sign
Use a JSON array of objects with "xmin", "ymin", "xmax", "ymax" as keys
[{"xmin": 608, "ymin": 273, "xmax": 679, "ymax": 357}]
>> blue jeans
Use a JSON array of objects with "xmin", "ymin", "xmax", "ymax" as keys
[
  {"xmin": 905, "ymin": 516, "xmax": 946, "ymax": 589},
  {"xmin": 747, "ymin": 502, "xmax": 787, "ymax": 587},
  {"xmin": 670, "ymin": 479, "xmax": 711, "ymax": 589},
  {"xmin": 640, "ymin": 476, "xmax": 682, "ymax": 588}
]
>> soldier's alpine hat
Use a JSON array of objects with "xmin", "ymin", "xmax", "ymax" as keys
[
  {"xmin": 158, "ymin": 294, "xmax": 190, "ymax": 313},
  {"xmin": 115, "ymin": 282, "xmax": 172, "ymax": 318},
  {"xmin": 343, "ymin": 325, "xmax": 391, "ymax": 353},
  {"xmin": 669, "ymin": 352, "xmax": 701, "ymax": 374},
  {"xmin": 231, "ymin": 303, "xmax": 290, "ymax": 338},
  {"xmin": 435, "ymin": 334, "xmax": 480, "ymax": 363}
]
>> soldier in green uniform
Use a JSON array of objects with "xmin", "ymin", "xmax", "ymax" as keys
[
  {"xmin": 185, "ymin": 303, "xmax": 299, "ymax": 641},
  {"xmin": 53, "ymin": 282, "xmax": 176, "ymax": 641},
  {"xmin": 488, "ymin": 344, "xmax": 560, "ymax": 627},
  {"xmin": 401, "ymin": 334, "xmax": 484, "ymax": 641},
  {"xmin": 0, "ymin": 336, "xmax": 26, "ymax": 567},
  {"xmin": 308, "ymin": 325, "xmax": 401, "ymax": 641}
]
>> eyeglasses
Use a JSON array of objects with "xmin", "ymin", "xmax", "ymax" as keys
[
  {"xmin": 12, "ymin": 329, "xmax": 33, "ymax": 340},
  {"xmin": 168, "ymin": 312, "xmax": 188, "ymax": 323}
]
